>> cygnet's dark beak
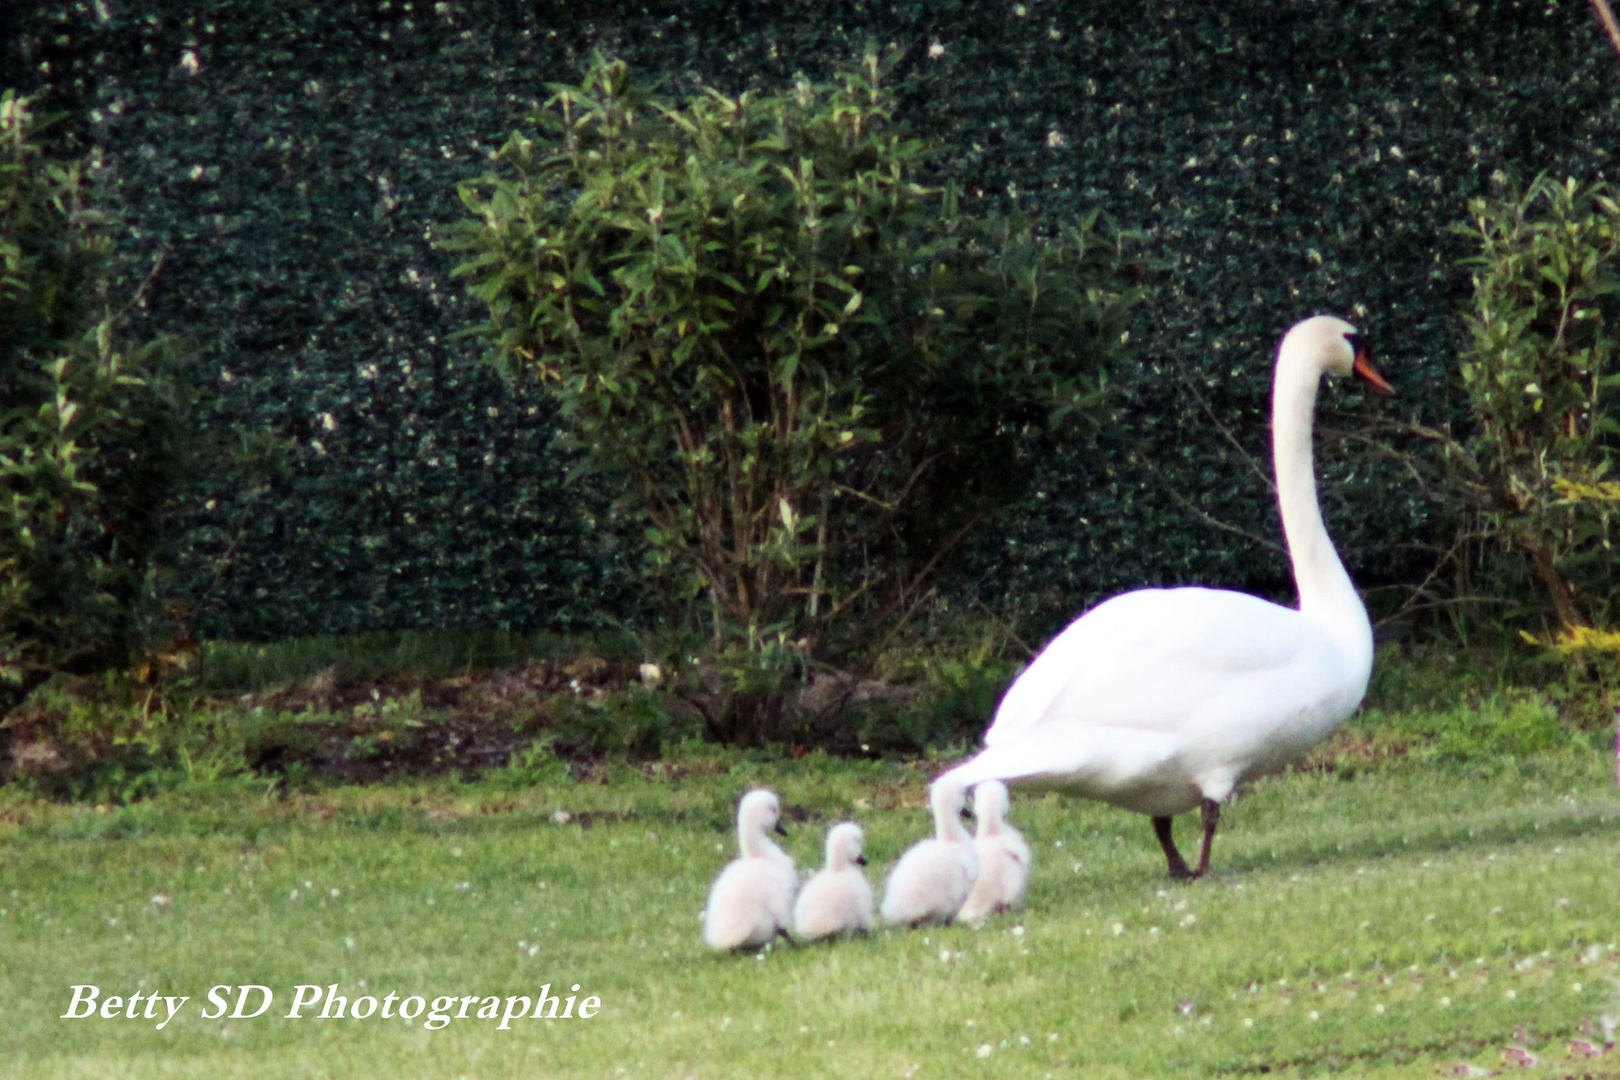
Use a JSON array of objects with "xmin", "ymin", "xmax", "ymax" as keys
[
  {"xmin": 854, "ymin": 855, "xmax": 868, "ymax": 866},
  {"xmin": 1351, "ymin": 346, "xmax": 1394, "ymax": 396},
  {"xmin": 960, "ymin": 807, "xmax": 975, "ymax": 822},
  {"xmin": 774, "ymin": 821, "xmax": 789, "ymax": 837}
]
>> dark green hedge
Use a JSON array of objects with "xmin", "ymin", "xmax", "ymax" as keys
[{"xmin": 7, "ymin": 1, "xmax": 1616, "ymax": 640}]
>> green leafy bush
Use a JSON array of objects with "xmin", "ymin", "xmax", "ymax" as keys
[
  {"xmin": 440, "ymin": 52, "xmax": 1140, "ymax": 718},
  {"xmin": 1444, "ymin": 176, "xmax": 1620, "ymax": 632},
  {"xmin": 0, "ymin": 89, "xmax": 195, "ymax": 715}
]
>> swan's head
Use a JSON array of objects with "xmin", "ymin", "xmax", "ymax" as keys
[
  {"xmin": 824, "ymin": 822, "xmax": 867, "ymax": 869},
  {"xmin": 738, "ymin": 789, "xmax": 785, "ymax": 839},
  {"xmin": 1282, "ymin": 315, "xmax": 1393, "ymax": 395},
  {"xmin": 972, "ymin": 780, "xmax": 1010, "ymax": 832}
]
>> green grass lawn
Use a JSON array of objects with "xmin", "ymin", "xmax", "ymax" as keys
[{"xmin": 2, "ymin": 739, "xmax": 1618, "ymax": 1079}]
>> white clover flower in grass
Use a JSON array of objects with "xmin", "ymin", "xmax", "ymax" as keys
[
  {"xmin": 180, "ymin": 50, "xmax": 200, "ymax": 74},
  {"xmin": 976, "ymin": 1045, "xmax": 993, "ymax": 1059}
]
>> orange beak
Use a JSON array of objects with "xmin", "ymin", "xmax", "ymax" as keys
[{"xmin": 1352, "ymin": 350, "xmax": 1394, "ymax": 396}]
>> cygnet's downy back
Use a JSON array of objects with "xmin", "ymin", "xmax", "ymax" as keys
[
  {"xmin": 880, "ymin": 778, "xmax": 978, "ymax": 927},
  {"xmin": 792, "ymin": 822, "xmax": 873, "ymax": 941},
  {"xmin": 957, "ymin": 780, "xmax": 1032, "ymax": 926},
  {"xmin": 703, "ymin": 789, "xmax": 797, "ymax": 950}
]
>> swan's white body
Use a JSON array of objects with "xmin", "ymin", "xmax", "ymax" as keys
[
  {"xmin": 957, "ymin": 781, "xmax": 1032, "ymax": 926},
  {"xmin": 880, "ymin": 779, "xmax": 979, "ymax": 926},
  {"xmin": 792, "ymin": 822, "xmax": 874, "ymax": 941},
  {"xmin": 703, "ymin": 789, "xmax": 797, "ymax": 950},
  {"xmin": 939, "ymin": 316, "xmax": 1385, "ymax": 841}
]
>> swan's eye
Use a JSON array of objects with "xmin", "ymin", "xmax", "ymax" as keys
[{"xmin": 1344, "ymin": 332, "xmax": 1366, "ymax": 354}]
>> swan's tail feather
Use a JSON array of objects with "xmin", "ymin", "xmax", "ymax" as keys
[
  {"xmin": 936, "ymin": 724, "xmax": 1182, "ymax": 799},
  {"xmin": 936, "ymin": 742, "xmax": 1072, "ymax": 792}
]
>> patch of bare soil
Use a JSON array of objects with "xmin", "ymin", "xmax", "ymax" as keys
[
  {"xmin": 1, "ymin": 657, "xmax": 951, "ymax": 792},
  {"xmin": 229, "ymin": 656, "xmax": 657, "ymax": 783}
]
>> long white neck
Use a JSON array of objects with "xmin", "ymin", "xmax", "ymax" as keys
[
  {"xmin": 1272, "ymin": 339, "xmax": 1373, "ymax": 671},
  {"xmin": 931, "ymin": 784, "xmax": 971, "ymax": 844},
  {"xmin": 974, "ymin": 785, "xmax": 1009, "ymax": 839},
  {"xmin": 739, "ymin": 805, "xmax": 783, "ymax": 860}
]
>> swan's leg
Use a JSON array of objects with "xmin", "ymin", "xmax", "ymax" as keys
[
  {"xmin": 1191, "ymin": 798, "xmax": 1221, "ymax": 878},
  {"xmin": 1152, "ymin": 816, "xmax": 1195, "ymax": 879}
]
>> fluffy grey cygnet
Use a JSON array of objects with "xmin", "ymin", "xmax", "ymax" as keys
[
  {"xmin": 957, "ymin": 780, "xmax": 1032, "ymax": 926},
  {"xmin": 880, "ymin": 777, "xmax": 978, "ymax": 927},
  {"xmin": 791, "ymin": 822, "xmax": 873, "ymax": 941},
  {"xmin": 702, "ymin": 789, "xmax": 797, "ymax": 950}
]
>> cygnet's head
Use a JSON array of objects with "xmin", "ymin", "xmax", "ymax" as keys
[
  {"xmin": 737, "ymin": 789, "xmax": 784, "ymax": 838},
  {"xmin": 1281, "ymin": 315, "xmax": 1392, "ymax": 394},
  {"xmin": 824, "ymin": 822, "xmax": 866, "ymax": 869},
  {"xmin": 973, "ymin": 780, "xmax": 1010, "ymax": 831}
]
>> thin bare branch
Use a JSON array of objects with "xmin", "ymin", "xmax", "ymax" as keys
[
  {"xmin": 1592, "ymin": 0, "xmax": 1620, "ymax": 61},
  {"xmin": 1168, "ymin": 356, "xmax": 1275, "ymax": 493},
  {"xmin": 1163, "ymin": 485, "xmax": 1287, "ymax": 559}
]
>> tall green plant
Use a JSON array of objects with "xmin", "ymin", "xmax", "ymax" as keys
[
  {"xmin": 0, "ymin": 89, "xmax": 194, "ymax": 715},
  {"xmin": 1449, "ymin": 175, "xmax": 1620, "ymax": 630},
  {"xmin": 439, "ymin": 52, "xmax": 1139, "ymax": 678}
]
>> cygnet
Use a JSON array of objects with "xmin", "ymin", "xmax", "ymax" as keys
[
  {"xmin": 957, "ymin": 780, "xmax": 1032, "ymax": 926},
  {"xmin": 702, "ymin": 789, "xmax": 797, "ymax": 950},
  {"xmin": 792, "ymin": 822, "xmax": 873, "ymax": 941},
  {"xmin": 880, "ymin": 777, "xmax": 978, "ymax": 926}
]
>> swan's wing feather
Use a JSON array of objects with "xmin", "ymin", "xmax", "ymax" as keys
[{"xmin": 985, "ymin": 587, "xmax": 1321, "ymax": 746}]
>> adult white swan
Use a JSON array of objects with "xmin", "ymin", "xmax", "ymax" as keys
[{"xmin": 938, "ymin": 315, "xmax": 1392, "ymax": 879}]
